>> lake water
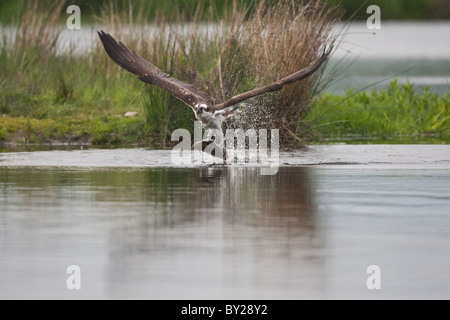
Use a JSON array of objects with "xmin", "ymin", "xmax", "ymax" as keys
[
  {"xmin": 1, "ymin": 145, "xmax": 450, "ymax": 299},
  {"xmin": 327, "ymin": 22, "xmax": 450, "ymax": 95}
]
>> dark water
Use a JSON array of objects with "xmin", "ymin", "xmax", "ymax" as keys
[{"xmin": 1, "ymin": 146, "xmax": 450, "ymax": 299}]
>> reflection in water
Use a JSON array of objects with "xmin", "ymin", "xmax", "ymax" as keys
[
  {"xmin": 106, "ymin": 167, "xmax": 321, "ymax": 299},
  {"xmin": 2, "ymin": 146, "xmax": 450, "ymax": 299},
  {"xmin": 0, "ymin": 167, "xmax": 322, "ymax": 299}
]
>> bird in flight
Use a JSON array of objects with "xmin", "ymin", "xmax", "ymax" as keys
[{"xmin": 98, "ymin": 30, "xmax": 332, "ymax": 133}]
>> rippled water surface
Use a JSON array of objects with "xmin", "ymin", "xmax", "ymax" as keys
[{"xmin": 1, "ymin": 145, "xmax": 450, "ymax": 299}]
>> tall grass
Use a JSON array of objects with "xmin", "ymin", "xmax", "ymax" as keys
[
  {"xmin": 1, "ymin": 0, "xmax": 341, "ymax": 147},
  {"xmin": 92, "ymin": 0, "xmax": 341, "ymax": 146},
  {"xmin": 221, "ymin": 0, "xmax": 342, "ymax": 145},
  {"xmin": 0, "ymin": 0, "xmax": 65, "ymax": 117},
  {"xmin": 0, "ymin": 0, "xmax": 150, "ymax": 144}
]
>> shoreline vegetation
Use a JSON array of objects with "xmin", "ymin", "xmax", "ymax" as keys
[
  {"xmin": 0, "ymin": 0, "xmax": 449, "ymax": 148},
  {"xmin": 1, "ymin": 0, "xmax": 449, "ymax": 23},
  {"xmin": 1, "ymin": 80, "xmax": 448, "ymax": 147}
]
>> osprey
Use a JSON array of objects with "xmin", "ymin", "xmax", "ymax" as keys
[{"xmin": 98, "ymin": 30, "xmax": 332, "ymax": 131}]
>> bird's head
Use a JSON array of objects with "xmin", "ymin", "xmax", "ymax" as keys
[
  {"xmin": 195, "ymin": 103, "xmax": 211, "ymax": 116},
  {"xmin": 194, "ymin": 103, "xmax": 223, "ymax": 129}
]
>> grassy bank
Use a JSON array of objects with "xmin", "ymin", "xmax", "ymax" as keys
[
  {"xmin": 2, "ymin": 80, "xmax": 448, "ymax": 146},
  {"xmin": 0, "ymin": 115, "xmax": 146, "ymax": 146},
  {"xmin": 306, "ymin": 81, "xmax": 450, "ymax": 144}
]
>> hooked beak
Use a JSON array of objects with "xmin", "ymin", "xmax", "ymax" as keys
[{"xmin": 196, "ymin": 108, "xmax": 203, "ymax": 115}]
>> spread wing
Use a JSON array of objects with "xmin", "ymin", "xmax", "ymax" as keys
[
  {"xmin": 212, "ymin": 46, "xmax": 333, "ymax": 111},
  {"xmin": 98, "ymin": 30, "xmax": 213, "ymax": 108}
]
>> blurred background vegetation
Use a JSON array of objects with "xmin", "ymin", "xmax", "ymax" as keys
[{"xmin": 1, "ymin": 0, "xmax": 449, "ymax": 24}]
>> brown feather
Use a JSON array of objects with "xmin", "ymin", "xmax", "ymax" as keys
[{"xmin": 98, "ymin": 30, "xmax": 213, "ymax": 109}]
